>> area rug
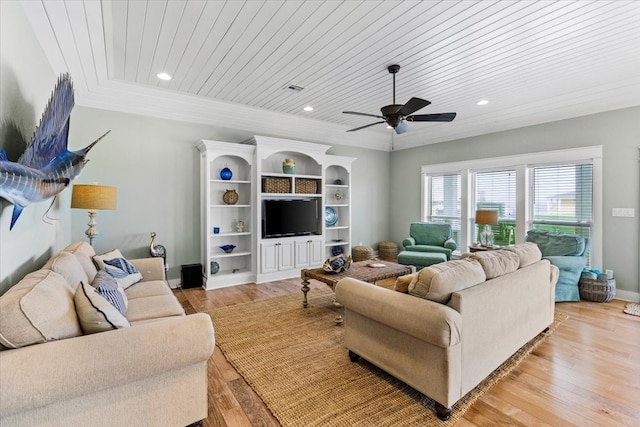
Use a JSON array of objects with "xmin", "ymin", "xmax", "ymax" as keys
[
  {"xmin": 210, "ymin": 287, "xmax": 566, "ymax": 426},
  {"xmin": 623, "ymin": 302, "xmax": 640, "ymax": 317}
]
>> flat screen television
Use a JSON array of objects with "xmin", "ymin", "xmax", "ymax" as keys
[{"xmin": 262, "ymin": 199, "xmax": 320, "ymax": 238}]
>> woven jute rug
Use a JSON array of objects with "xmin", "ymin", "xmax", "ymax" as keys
[
  {"xmin": 624, "ymin": 302, "xmax": 640, "ymax": 317},
  {"xmin": 210, "ymin": 287, "xmax": 566, "ymax": 426}
]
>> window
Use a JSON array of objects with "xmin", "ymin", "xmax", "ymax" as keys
[
  {"xmin": 426, "ymin": 174, "xmax": 461, "ymax": 247},
  {"xmin": 421, "ymin": 147, "xmax": 602, "ymax": 267},
  {"xmin": 474, "ymin": 170, "xmax": 516, "ymax": 246},
  {"xmin": 530, "ymin": 163, "xmax": 593, "ymax": 239}
]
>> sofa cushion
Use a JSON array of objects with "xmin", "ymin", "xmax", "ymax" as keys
[
  {"xmin": 91, "ymin": 271, "xmax": 127, "ymax": 315},
  {"xmin": 0, "ymin": 270, "xmax": 82, "ymax": 348},
  {"xmin": 502, "ymin": 242, "xmax": 542, "ymax": 268},
  {"xmin": 468, "ymin": 250, "xmax": 520, "ymax": 279},
  {"xmin": 408, "ymin": 259, "xmax": 486, "ymax": 303},
  {"xmin": 74, "ymin": 282, "xmax": 130, "ymax": 334},
  {"xmin": 124, "ymin": 280, "xmax": 173, "ymax": 299},
  {"xmin": 393, "ymin": 273, "xmax": 416, "ymax": 293},
  {"xmin": 63, "ymin": 241, "xmax": 98, "ymax": 282},
  {"xmin": 93, "ymin": 249, "xmax": 142, "ymax": 289},
  {"xmin": 125, "ymin": 295, "xmax": 185, "ymax": 323},
  {"xmin": 44, "ymin": 251, "xmax": 89, "ymax": 291}
]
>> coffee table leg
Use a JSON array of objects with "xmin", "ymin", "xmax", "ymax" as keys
[
  {"xmin": 301, "ymin": 270, "xmax": 310, "ymax": 308},
  {"xmin": 334, "ymin": 301, "xmax": 343, "ymax": 325}
]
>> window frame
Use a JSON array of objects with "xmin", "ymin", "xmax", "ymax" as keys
[{"xmin": 421, "ymin": 146, "xmax": 602, "ymax": 267}]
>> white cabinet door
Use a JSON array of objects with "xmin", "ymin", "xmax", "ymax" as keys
[
  {"xmin": 309, "ymin": 239, "xmax": 324, "ymax": 266},
  {"xmin": 294, "ymin": 239, "xmax": 310, "ymax": 268},
  {"xmin": 294, "ymin": 237, "xmax": 324, "ymax": 268},
  {"xmin": 261, "ymin": 242, "xmax": 279, "ymax": 274},
  {"xmin": 278, "ymin": 240, "xmax": 295, "ymax": 270}
]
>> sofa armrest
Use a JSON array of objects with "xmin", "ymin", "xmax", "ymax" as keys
[
  {"xmin": 402, "ymin": 237, "xmax": 416, "ymax": 248},
  {"xmin": 129, "ymin": 257, "xmax": 165, "ymax": 281},
  {"xmin": 335, "ymin": 278, "xmax": 461, "ymax": 348},
  {"xmin": 0, "ymin": 313, "xmax": 214, "ymax": 417}
]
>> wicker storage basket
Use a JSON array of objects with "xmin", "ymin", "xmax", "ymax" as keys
[
  {"xmin": 579, "ymin": 278, "xmax": 616, "ymax": 302},
  {"xmin": 378, "ymin": 241, "xmax": 399, "ymax": 260},
  {"xmin": 295, "ymin": 178, "xmax": 318, "ymax": 194},
  {"xmin": 352, "ymin": 246, "xmax": 373, "ymax": 262},
  {"xmin": 262, "ymin": 177, "xmax": 291, "ymax": 193}
]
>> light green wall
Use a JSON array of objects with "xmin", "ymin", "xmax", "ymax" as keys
[
  {"xmin": 389, "ymin": 107, "xmax": 640, "ymax": 296},
  {"xmin": 68, "ymin": 107, "xmax": 389, "ymax": 282},
  {"xmin": 0, "ymin": 1, "xmax": 65, "ymax": 294}
]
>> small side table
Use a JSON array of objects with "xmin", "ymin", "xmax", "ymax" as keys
[{"xmin": 468, "ymin": 245, "xmax": 500, "ymax": 253}]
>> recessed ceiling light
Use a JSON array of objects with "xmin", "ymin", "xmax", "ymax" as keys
[
  {"xmin": 477, "ymin": 99, "xmax": 489, "ymax": 106},
  {"xmin": 157, "ymin": 72, "xmax": 172, "ymax": 81},
  {"xmin": 303, "ymin": 106, "xmax": 313, "ymax": 112}
]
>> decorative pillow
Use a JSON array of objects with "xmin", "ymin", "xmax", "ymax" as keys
[
  {"xmin": 91, "ymin": 270, "xmax": 128, "ymax": 315},
  {"xmin": 502, "ymin": 242, "xmax": 542, "ymax": 268},
  {"xmin": 93, "ymin": 249, "xmax": 142, "ymax": 289},
  {"xmin": 408, "ymin": 259, "xmax": 486, "ymax": 303},
  {"xmin": 62, "ymin": 241, "xmax": 98, "ymax": 282},
  {"xmin": 393, "ymin": 273, "xmax": 417, "ymax": 293},
  {"xmin": 74, "ymin": 281, "xmax": 130, "ymax": 334},
  {"xmin": 469, "ymin": 250, "xmax": 520, "ymax": 279},
  {"xmin": 0, "ymin": 270, "xmax": 82, "ymax": 348}
]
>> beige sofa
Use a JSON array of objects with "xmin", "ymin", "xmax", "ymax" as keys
[
  {"xmin": 0, "ymin": 242, "xmax": 215, "ymax": 427},
  {"xmin": 335, "ymin": 243, "xmax": 558, "ymax": 420}
]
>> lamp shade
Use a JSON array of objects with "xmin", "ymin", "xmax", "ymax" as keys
[
  {"xmin": 475, "ymin": 210, "xmax": 498, "ymax": 225},
  {"xmin": 71, "ymin": 184, "xmax": 117, "ymax": 210}
]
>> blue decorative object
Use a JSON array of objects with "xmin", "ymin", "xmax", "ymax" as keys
[
  {"xmin": 334, "ymin": 179, "xmax": 342, "ymax": 185},
  {"xmin": 322, "ymin": 254, "xmax": 352, "ymax": 273},
  {"xmin": 325, "ymin": 206, "xmax": 338, "ymax": 226},
  {"xmin": 331, "ymin": 246, "xmax": 343, "ymax": 256},
  {"xmin": 210, "ymin": 261, "xmax": 220, "ymax": 274},
  {"xmin": 220, "ymin": 166, "xmax": 232, "ymax": 180},
  {"xmin": 0, "ymin": 73, "xmax": 109, "ymax": 230},
  {"xmin": 219, "ymin": 244, "xmax": 236, "ymax": 253},
  {"xmin": 282, "ymin": 158, "xmax": 295, "ymax": 174}
]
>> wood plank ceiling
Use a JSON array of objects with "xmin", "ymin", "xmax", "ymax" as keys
[{"xmin": 23, "ymin": 0, "xmax": 640, "ymax": 150}]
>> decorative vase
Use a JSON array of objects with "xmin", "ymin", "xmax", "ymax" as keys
[
  {"xmin": 223, "ymin": 189, "xmax": 239, "ymax": 205},
  {"xmin": 219, "ymin": 244, "xmax": 236, "ymax": 253},
  {"xmin": 282, "ymin": 158, "xmax": 296, "ymax": 174},
  {"xmin": 220, "ymin": 166, "xmax": 232, "ymax": 180},
  {"xmin": 210, "ymin": 261, "xmax": 219, "ymax": 274}
]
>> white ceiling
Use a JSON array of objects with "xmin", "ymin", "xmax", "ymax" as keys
[{"xmin": 22, "ymin": 0, "xmax": 640, "ymax": 151}]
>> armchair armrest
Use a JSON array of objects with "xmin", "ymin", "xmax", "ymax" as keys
[
  {"xmin": 129, "ymin": 257, "xmax": 165, "ymax": 281},
  {"xmin": 402, "ymin": 237, "xmax": 416, "ymax": 248},
  {"xmin": 0, "ymin": 313, "xmax": 214, "ymax": 417},
  {"xmin": 444, "ymin": 238, "xmax": 457, "ymax": 251}
]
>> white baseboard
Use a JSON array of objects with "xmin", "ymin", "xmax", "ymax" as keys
[{"xmin": 614, "ymin": 289, "xmax": 640, "ymax": 302}]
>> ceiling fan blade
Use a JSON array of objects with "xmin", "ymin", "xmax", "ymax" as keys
[
  {"xmin": 398, "ymin": 97, "xmax": 431, "ymax": 117},
  {"xmin": 343, "ymin": 111, "xmax": 385, "ymax": 119},
  {"xmin": 407, "ymin": 112, "xmax": 457, "ymax": 122},
  {"xmin": 346, "ymin": 121, "xmax": 385, "ymax": 132},
  {"xmin": 395, "ymin": 120, "xmax": 411, "ymax": 135}
]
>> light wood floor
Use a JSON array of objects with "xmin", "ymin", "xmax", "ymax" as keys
[{"xmin": 174, "ymin": 279, "xmax": 640, "ymax": 426}]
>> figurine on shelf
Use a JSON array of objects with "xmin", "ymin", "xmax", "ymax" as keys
[{"xmin": 236, "ymin": 219, "xmax": 245, "ymax": 232}]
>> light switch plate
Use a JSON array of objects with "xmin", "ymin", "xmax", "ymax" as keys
[{"xmin": 612, "ymin": 208, "xmax": 635, "ymax": 217}]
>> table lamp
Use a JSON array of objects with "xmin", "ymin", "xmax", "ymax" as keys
[
  {"xmin": 71, "ymin": 184, "xmax": 117, "ymax": 246},
  {"xmin": 475, "ymin": 210, "xmax": 498, "ymax": 247}
]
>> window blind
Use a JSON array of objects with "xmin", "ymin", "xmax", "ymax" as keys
[
  {"xmin": 474, "ymin": 170, "xmax": 516, "ymax": 246},
  {"xmin": 428, "ymin": 174, "xmax": 461, "ymax": 247}
]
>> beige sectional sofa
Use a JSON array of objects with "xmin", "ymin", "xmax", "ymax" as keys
[
  {"xmin": 335, "ymin": 242, "xmax": 558, "ymax": 420},
  {"xmin": 0, "ymin": 242, "xmax": 215, "ymax": 427}
]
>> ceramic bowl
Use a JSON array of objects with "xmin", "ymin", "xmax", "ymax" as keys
[{"xmin": 220, "ymin": 244, "xmax": 236, "ymax": 253}]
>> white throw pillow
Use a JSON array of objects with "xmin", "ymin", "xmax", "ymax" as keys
[
  {"xmin": 93, "ymin": 249, "xmax": 142, "ymax": 289},
  {"xmin": 74, "ymin": 281, "xmax": 130, "ymax": 334}
]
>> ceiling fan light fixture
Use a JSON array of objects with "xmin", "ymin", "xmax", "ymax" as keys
[
  {"xmin": 157, "ymin": 72, "xmax": 172, "ymax": 81},
  {"xmin": 303, "ymin": 105, "xmax": 313, "ymax": 112}
]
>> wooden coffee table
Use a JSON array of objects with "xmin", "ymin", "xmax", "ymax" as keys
[{"xmin": 301, "ymin": 260, "xmax": 414, "ymax": 324}]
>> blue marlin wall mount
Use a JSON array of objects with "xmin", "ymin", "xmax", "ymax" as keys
[{"xmin": 0, "ymin": 73, "xmax": 109, "ymax": 230}]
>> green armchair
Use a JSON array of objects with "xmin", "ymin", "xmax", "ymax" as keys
[
  {"xmin": 525, "ymin": 229, "xmax": 590, "ymax": 302},
  {"xmin": 402, "ymin": 222, "xmax": 457, "ymax": 260}
]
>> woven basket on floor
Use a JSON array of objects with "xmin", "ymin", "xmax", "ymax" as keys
[
  {"xmin": 579, "ymin": 278, "xmax": 616, "ymax": 302},
  {"xmin": 352, "ymin": 246, "xmax": 373, "ymax": 262},
  {"xmin": 378, "ymin": 241, "xmax": 399, "ymax": 260}
]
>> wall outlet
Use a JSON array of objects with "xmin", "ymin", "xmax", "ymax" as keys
[{"xmin": 612, "ymin": 208, "xmax": 635, "ymax": 217}]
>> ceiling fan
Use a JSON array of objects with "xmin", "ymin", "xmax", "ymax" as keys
[{"xmin": 343, "ymin": 64, "xmax": 456, "ymax": 134}]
